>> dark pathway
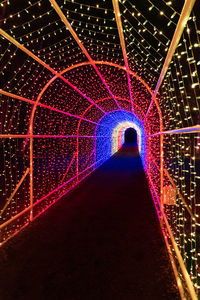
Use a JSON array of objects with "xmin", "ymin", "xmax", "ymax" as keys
[{"xmin": 0, "ymin": 146, "xmax": 180, "ymax": 300}]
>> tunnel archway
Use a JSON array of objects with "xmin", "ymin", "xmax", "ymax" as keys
[{"xmin": 124, "ymin": 128, "xmax": 137, "ymax": 145}]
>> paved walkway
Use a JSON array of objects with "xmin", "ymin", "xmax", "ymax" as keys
[{"xmin": 0, "ymin": 145, "xmax": 180, "ymax": 299}]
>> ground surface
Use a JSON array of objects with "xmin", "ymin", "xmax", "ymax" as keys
[{"xmin": 0, "ymin": 145, "xmax": 180, "ymax": 300}]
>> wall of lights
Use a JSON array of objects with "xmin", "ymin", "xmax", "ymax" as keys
[{"xmin": 0, "ymin": 0, "xmax": 200, "ymax": 298}]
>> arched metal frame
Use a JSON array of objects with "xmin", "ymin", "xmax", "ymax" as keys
[{"xmin": 29, "ymin": 61, "xmax": 162, "ymax": 219}]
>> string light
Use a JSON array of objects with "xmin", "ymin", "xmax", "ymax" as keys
[{"xmin": 0, "ymin": 0, "xmax": 200, "ymax": 297}]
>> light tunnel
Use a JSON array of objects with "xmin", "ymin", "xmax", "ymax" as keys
[
  {"xmin": 1, "ymin": 0, "xmax": 200, "ymax": 298},
  {"xmin": 0, "ymin": 60, "xmax": 158, "ymax": 244}
]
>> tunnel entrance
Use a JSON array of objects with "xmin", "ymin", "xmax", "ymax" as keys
[{"xmin": 124, "ymin": 128, "xmax": 137, "ymax": 145}]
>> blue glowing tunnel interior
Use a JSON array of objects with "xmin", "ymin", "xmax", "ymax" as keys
[{"xmin": 95, "ymin": 110, "xmax": 145, "ymax": 167}]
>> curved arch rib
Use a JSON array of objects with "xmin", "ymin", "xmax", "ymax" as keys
[{"xmin": 35, "ymin": 60, "xmax": 155, "ymax": 110}]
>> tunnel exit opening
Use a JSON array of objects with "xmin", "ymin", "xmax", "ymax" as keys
[{"xmin": 124, "ymin": 127, "xmax": 137, "ymax": 145}]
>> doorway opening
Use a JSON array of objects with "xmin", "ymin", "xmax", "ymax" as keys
[{"xmin": 124, "ymin": 128, "xmax": 137, "ymax": 145}]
